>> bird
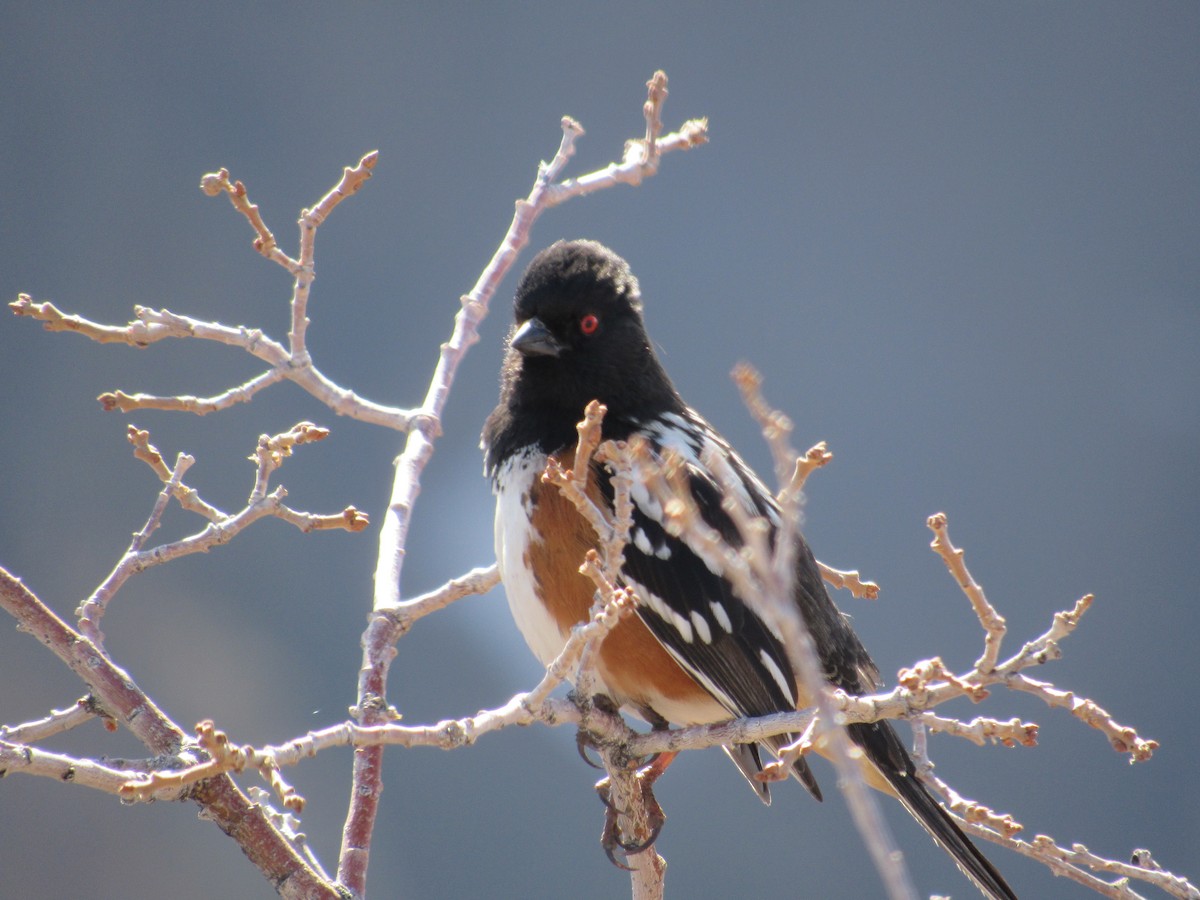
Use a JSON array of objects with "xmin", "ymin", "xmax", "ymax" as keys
[{"xmin": 482, "ymin": 239, "xmax": 1016, "ymax": 899}]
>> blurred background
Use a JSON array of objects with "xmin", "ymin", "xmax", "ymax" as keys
[{"xmin": 2, "ymin": 3, "xmax": 1196, "ymax": 898}]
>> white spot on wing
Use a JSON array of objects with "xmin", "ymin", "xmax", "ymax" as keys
[
  {"xmin": 627, "ymin": 577, "xmax": 694, "ymax": 644},
  {"xmin": 685, "ymin": 539, "xmax": 729, "ymax": 580},
  {"xmin": 619, "ymin": 572, "xmax": 739, "ymax": 724},
  {"xmin": 632, "ymin": 525, "xmax": 672, "ymax": 560},
  {"xmin": 633, "ymin": 527, "xmax": 654, "ymax": 557},
  {"xmin": 758, "ymin": 649, "xmax": 796, "ymax": 707},
  {"xmin": 690, "ymin": 609, "xmax": 712, "ymax": 644},
  {"xmin": 630, "ymin": 479, "xmax": 664, "ymax": 522},
  {"xmin": 698, "ymin": 433, "xmax": 759, "ymax": 514},
  {"xmin": 671, "ymin": 608, "xmax": 694, "ymax": 643},
  {"xmin": 710, "ymin": 601, "xmax": 733, "ymax": 633},
  {"xmin": 646, "ymin": 413, "xmax": 703, "ymax": 466}
]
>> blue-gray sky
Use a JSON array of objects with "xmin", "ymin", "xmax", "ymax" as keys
[{"xmin": 2, "ymin": 4, "xmax": 1197, "ymax": 898}]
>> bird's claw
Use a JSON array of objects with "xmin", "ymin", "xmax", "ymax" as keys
[
  {"xmin": 602, "ymin": 810, "xmax": 666, "ymax": 869},
  {"xmin": 595, "ymin": 756, "xmax": 671, "ymax": 869},
  {"xmin": 575, "ymin": 729, "xmax": 604, "ymax": 770}
]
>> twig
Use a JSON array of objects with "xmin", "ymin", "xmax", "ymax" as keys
[
  {"xmin": 927, "ymin": 512, "xmax": 1006, "ymax": 673},
  {"xmin": 77, "ymin": 424, "xmax": 366, "ymax": 644},
  {"xmin": 12, "ymin": 151, "xmax": 408, "ymax": 431},
  {"xmin": 126, "ymin": 426, "xmax": 225, "ymax": 519},
  {"xmin": 199, "ymin": 168, "xmax": 296, "ymax": 269},
  {"xmin": 121, "ymin": 720, "xmax": 304, "ymax": 813},
  {"xmin": 0, "ymin": 567, "xmax": 337, "ymax": 899},
  {"xmin": 1006, "ymin": 673, "xmax": 1157, "ymax": 761},
  {"xmin": 377, "ymin": 564, "xmax": 502, "ymax": 638},
  {"xmin": 634, "ymin": 70, "xmax": 669, "ymax": 170},
  {"xmin": 0, "ymin": 739, "xmax": 184, "ymax": 798},
  {"xmin": 541, "ymin": 402, "xmax": 616, "ymax": 549},
  {"xmin": 917, "ymin": 712, "xmax": 1039, "ymax": 748},
  {"xmin": 248, "ymin": 786, "xmax": 335, "ymax": 884},
  {"xmin": 103, "ymin": 368, "xmax": 289, "ymax": 416},
  {"xmin": 542, "ymin": 414, "xmax": 666, "ymax": 896},
  {"xmin": 909, "ymin": 720, "xmax": 1022, "ymax": 840},
  {"xmin": 818, "ymin": 561, "xmax": 881, "ymax": 599},
  {"xmin": 756, "ymin": 716, "xmax": 818, "ymax": 783},
  {"xmin": 594, "ymin": 439, "xmax": 636, "ymax": 574},
  {"xmin": 0, "ymin": 697, "xmax": 106, "ymax": 744},
  {"xmin": 292, "ymin": 152, "xmax": 379, "ymax": 364}
]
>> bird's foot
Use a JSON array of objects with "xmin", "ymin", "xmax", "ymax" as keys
[
  {"xmin": 596, "ymin": 750, "xmax": 676, "ymax": 868},
  {"xmin": 572, "ymin": 691, "xmax": 632, "ymax": 770}
]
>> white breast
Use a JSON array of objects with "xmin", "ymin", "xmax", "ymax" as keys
[
  {"xmin": 493, "ymin": 449, "xmax": 573, "ymax": 668},
  {"xmin": 492, "ymin": 445, "xmax": 730, "ymax": 727}
]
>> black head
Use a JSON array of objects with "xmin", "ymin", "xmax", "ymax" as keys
[{"xmin": 483, "ymin": 240, "xmax": 684, "ymax": 468}]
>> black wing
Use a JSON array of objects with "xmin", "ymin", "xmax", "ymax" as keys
[
  {"xmin": 612, "ymin": 409, "xmax": 879, "ymax": 706},
  {"xmin": 604, "ymin": 408, "xmax": 882, "ymax": 799},
  {"xmin": 607, "ymin": 409, "xmax": 1017, "ymax": 899}
]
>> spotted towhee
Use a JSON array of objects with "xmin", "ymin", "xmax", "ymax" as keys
[{"xmin": 483, "ymin": 240, "xmax": 1015, "ymax": 899}]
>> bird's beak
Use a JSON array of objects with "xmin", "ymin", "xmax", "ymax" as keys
[{"xmin": 510, "ymin": 317, "xmax": 563, "ymax": 358}]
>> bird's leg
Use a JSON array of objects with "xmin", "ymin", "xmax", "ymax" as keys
[
  {"xmin": 575, "ymin": 729, "xmax": 605, "ymax": 770},
  {"xmin": 597, "ymin": 752, "xmax": 674, "ymax": 866},
  {"xmin": 596, "ymin": 748, "xmax": 676, "ymax": 867},
  {"xmin": 571, "ymin": 692, "xmax": 674, "ymax": 866}
]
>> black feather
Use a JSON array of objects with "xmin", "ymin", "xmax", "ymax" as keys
[{"xmin": 850, "ymin": 721, "xmax": 1017, "ymax": 900}]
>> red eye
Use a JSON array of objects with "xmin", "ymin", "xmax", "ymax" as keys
[{"xmin": 580, "ymin": 314, "xmax": 600, "ymax": 335}]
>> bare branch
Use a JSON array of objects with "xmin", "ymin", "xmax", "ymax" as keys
[
  {"xmin": 595, "ymin": 746, "xmax": 668, "ymax": 900},
  {"xmin": 928, "ymin": 512, "xmax": 1007, "ymax": 673},
  {"xmin": 291, "ymin": 151, "xmax": 378, "ymax": 364},
  {"xmin": 555, "ymin": 121, "xmax": 707, "ymax": 200},
  {"xmin": 0, "ymin": 567, "xmax": 336, "ymax": 899},
  {"xmin": 540, "ymin": 401, "xmax": 621, "ymax": 557},
  {"xmin": 12, "ymin": 67, "xmax": 1180, "ymax": 900},
  {"xmin": 1007, "ymin": 673, "xmax": 1157, "ymax": 761},
  {"xmin": 535, "ymin": 403, "xmax": 670, "ymax": 896},
  {"xmin": 77, "ymin": 424, "xmax": 366, "ymax": 643},
  {"xmin": 918, "ymin": 712, "xmax": 1039, "ymax": 749},
  {"xmin": 635, "ymin": 69, "xmax": 669, "ymax": 169},
  {"xmin": 85, "ymin": 395, "xmax": 1157, "ymax": 897},
  {"xmin": 755, "ymin": 715, "xmax": 818, "ymax": 783},
  {"xmin": 377, "ymin": 564, "xmax": 502, "ymax": 638},
  {"xmin": 121, "ymin": 720, "xmax": 305, "ymax": 812},
  {"xmin": 100, "ymin": 368, "xmax": 287, "ymax": 415},
  {"xmin": 0, "ymin": 739, "xmax": 183, "ymax": 798},
  {"xmin": 594, "ymin": 439, "xmax": 636, "ymax": 574},
  {"xmin": 199, "ymin": 167, "xmax": 298, "ymax": 271},
  {"xmin": 0, "ymin": 697, "xmax": 105, "ymax": 744},
  {"xmin": 304, "ymin": 151, "xmax": 379, "ymax": 228},
  {"xmin": 787, "ymin": 439, "xmax": 834, "ymax": 496},
  {"xmin": 124, "ymin": 585, "xmax": 636, "ymax": 805},
  {"xmin": 12, "ymin": 151, "xmax": 407, "ymax": 432},
  {"xmin": 818, "ymin": 561, "xmax": 880, "ymax": 599},
  {"xmin": 1, "ymin": 568, "xmax": 184, "ymax": 752},
  {"xmin": 672, "ymin": 365, "xmax": 919, "ymax": 900}
]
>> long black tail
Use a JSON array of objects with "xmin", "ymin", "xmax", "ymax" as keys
[{"xmin": 848, "ymin": 721, "xmax": 1017, "ymax": 900}]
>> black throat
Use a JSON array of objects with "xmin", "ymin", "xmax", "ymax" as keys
[{"xmin": 482, "ymin": 347, "xmax": 684, "ymax": 479}]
